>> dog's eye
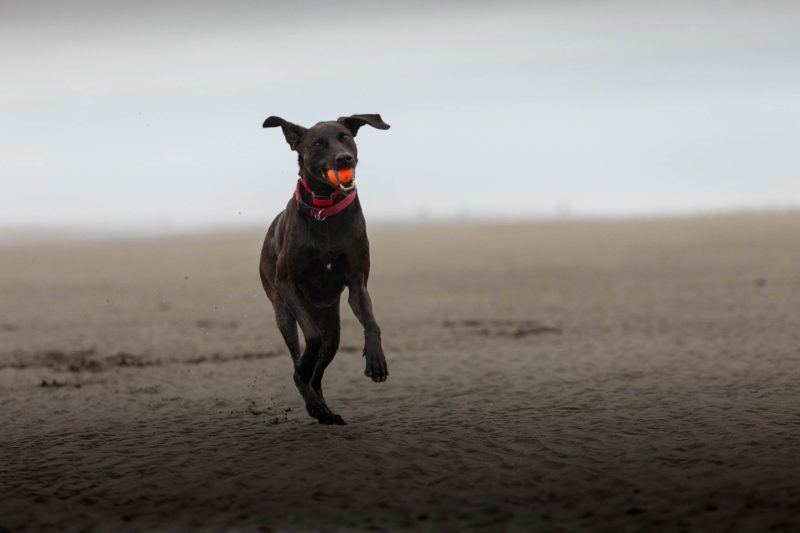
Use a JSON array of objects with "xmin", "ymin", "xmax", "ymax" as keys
[
  {"xmin": 313, "ymin": 139, "xmax": 326, "ymax": 148},
  {"xmin": 340, "ymin": 134, "xmax": 351, "ymax": 141}
]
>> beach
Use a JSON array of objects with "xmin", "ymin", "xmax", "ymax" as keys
[{"xmin": 1, "ymin": 212, "xmax": 799, "ymax": 531}]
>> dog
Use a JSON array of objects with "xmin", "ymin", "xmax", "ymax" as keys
[{"xmin": 259, "ymin": 114, "xmax": 390, "ymax": 425}]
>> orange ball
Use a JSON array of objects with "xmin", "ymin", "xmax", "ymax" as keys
[{"xmin": 327, "ymin": 168, "xmax": 353, "ymax": 185}]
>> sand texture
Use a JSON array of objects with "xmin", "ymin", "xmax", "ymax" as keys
[{"xmin": 1, "ymin": 213, "xmax": 800, "ymax": 531}]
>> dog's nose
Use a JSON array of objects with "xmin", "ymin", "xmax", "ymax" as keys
[{"xmin": 335, "ymin": 153, "xmax": 354, "ymax": 167}]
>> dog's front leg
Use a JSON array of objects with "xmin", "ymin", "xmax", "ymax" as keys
[
  {"xmin": 276, "ymin": 253, "xmax": 343, "ymax": 424},
  {"xmin": 275, "ymin": 253, "xmax": 320, "ymax": 379},
  {"xmin": 276, "ymin": 277, "xmax": 342, "ymax": 423},
  {"xmin": 348, "ymin": 273, "xmax": 388, "ymax": 382}
]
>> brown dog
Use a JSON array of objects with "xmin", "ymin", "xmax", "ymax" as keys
[{"xmin": 260, "ymin": 114, "xmax": 390, "ymax": 424}]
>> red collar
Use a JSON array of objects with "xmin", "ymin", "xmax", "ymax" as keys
[{"xmin": 294, "ymin": 179, "xmax": 357, "ymax": 221}]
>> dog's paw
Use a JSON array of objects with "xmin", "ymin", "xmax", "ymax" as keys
[
  {"xmin": 363, "ymin": 346, "xmax": 388, "ymax": 383},
  {"xmin": 317, "ymin": 412, "xmax": 347, "ymax": 425}
]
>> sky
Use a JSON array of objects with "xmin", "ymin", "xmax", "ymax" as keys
[{"xmin": 1, "ymin": 0, "xmax": 799, "ymax": 233}]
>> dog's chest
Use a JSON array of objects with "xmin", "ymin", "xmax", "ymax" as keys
[
  {"xmin": 303, "ymin": 248, "xmax": 347, "ymax": 277},
  {"xmin": 296, "ymin": 249, "xmax": 349, "ymax": 306}
]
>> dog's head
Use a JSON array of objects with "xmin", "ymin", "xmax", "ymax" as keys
[{"xmin": 263, "ymin": 114, "xmax": 390, "ymax": 193}]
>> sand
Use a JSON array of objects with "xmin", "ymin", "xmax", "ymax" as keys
[{"xmin": 1, "ymin": 213, "xmax": 799, "ymax": 531}]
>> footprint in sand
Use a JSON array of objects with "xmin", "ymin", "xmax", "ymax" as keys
[{"xmin": 442, "ymin": 319, "xmax": 562, "ymax": 339}]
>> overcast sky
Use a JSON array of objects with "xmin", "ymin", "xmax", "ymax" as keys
[{"xmin": 1, "ymin": 0, "xmax": 798, "ymax": 232}]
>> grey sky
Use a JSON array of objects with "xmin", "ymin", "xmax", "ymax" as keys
[{"xmin": 1, "ymin": 1, "xmax": 798, "ymax": 231}]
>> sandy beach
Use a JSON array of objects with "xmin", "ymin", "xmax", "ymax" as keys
[{"xmin": 1, "ymin": 212, "xmax": 799, "ymax": 531}]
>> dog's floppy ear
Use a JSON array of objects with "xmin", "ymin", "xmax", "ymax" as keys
[
  {"xmin": 263, "ymin": 116, "xmax": 307, "ymax": 150},
  {"xmin": 337, "ymin": 114, "xmax": 391, "ymax": 136}
]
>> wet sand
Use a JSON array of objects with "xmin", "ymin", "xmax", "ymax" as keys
[{"xmin": 1, "ymin": 213, "xmax": 799, "ymax": 531}]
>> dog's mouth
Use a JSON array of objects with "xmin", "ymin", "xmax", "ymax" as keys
[{"xmin": 324, "ymin": 167, "xmax": 356, "ymax": 193}]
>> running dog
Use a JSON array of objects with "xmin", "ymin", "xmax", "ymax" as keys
[{"xmin": 260, "ymin": 114, "xmax": 390, "ymax": 424}]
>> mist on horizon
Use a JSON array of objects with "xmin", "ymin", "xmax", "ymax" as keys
[{"xmin": 1, "ymin": 0, "xmax": 798, "ymax": 233}]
